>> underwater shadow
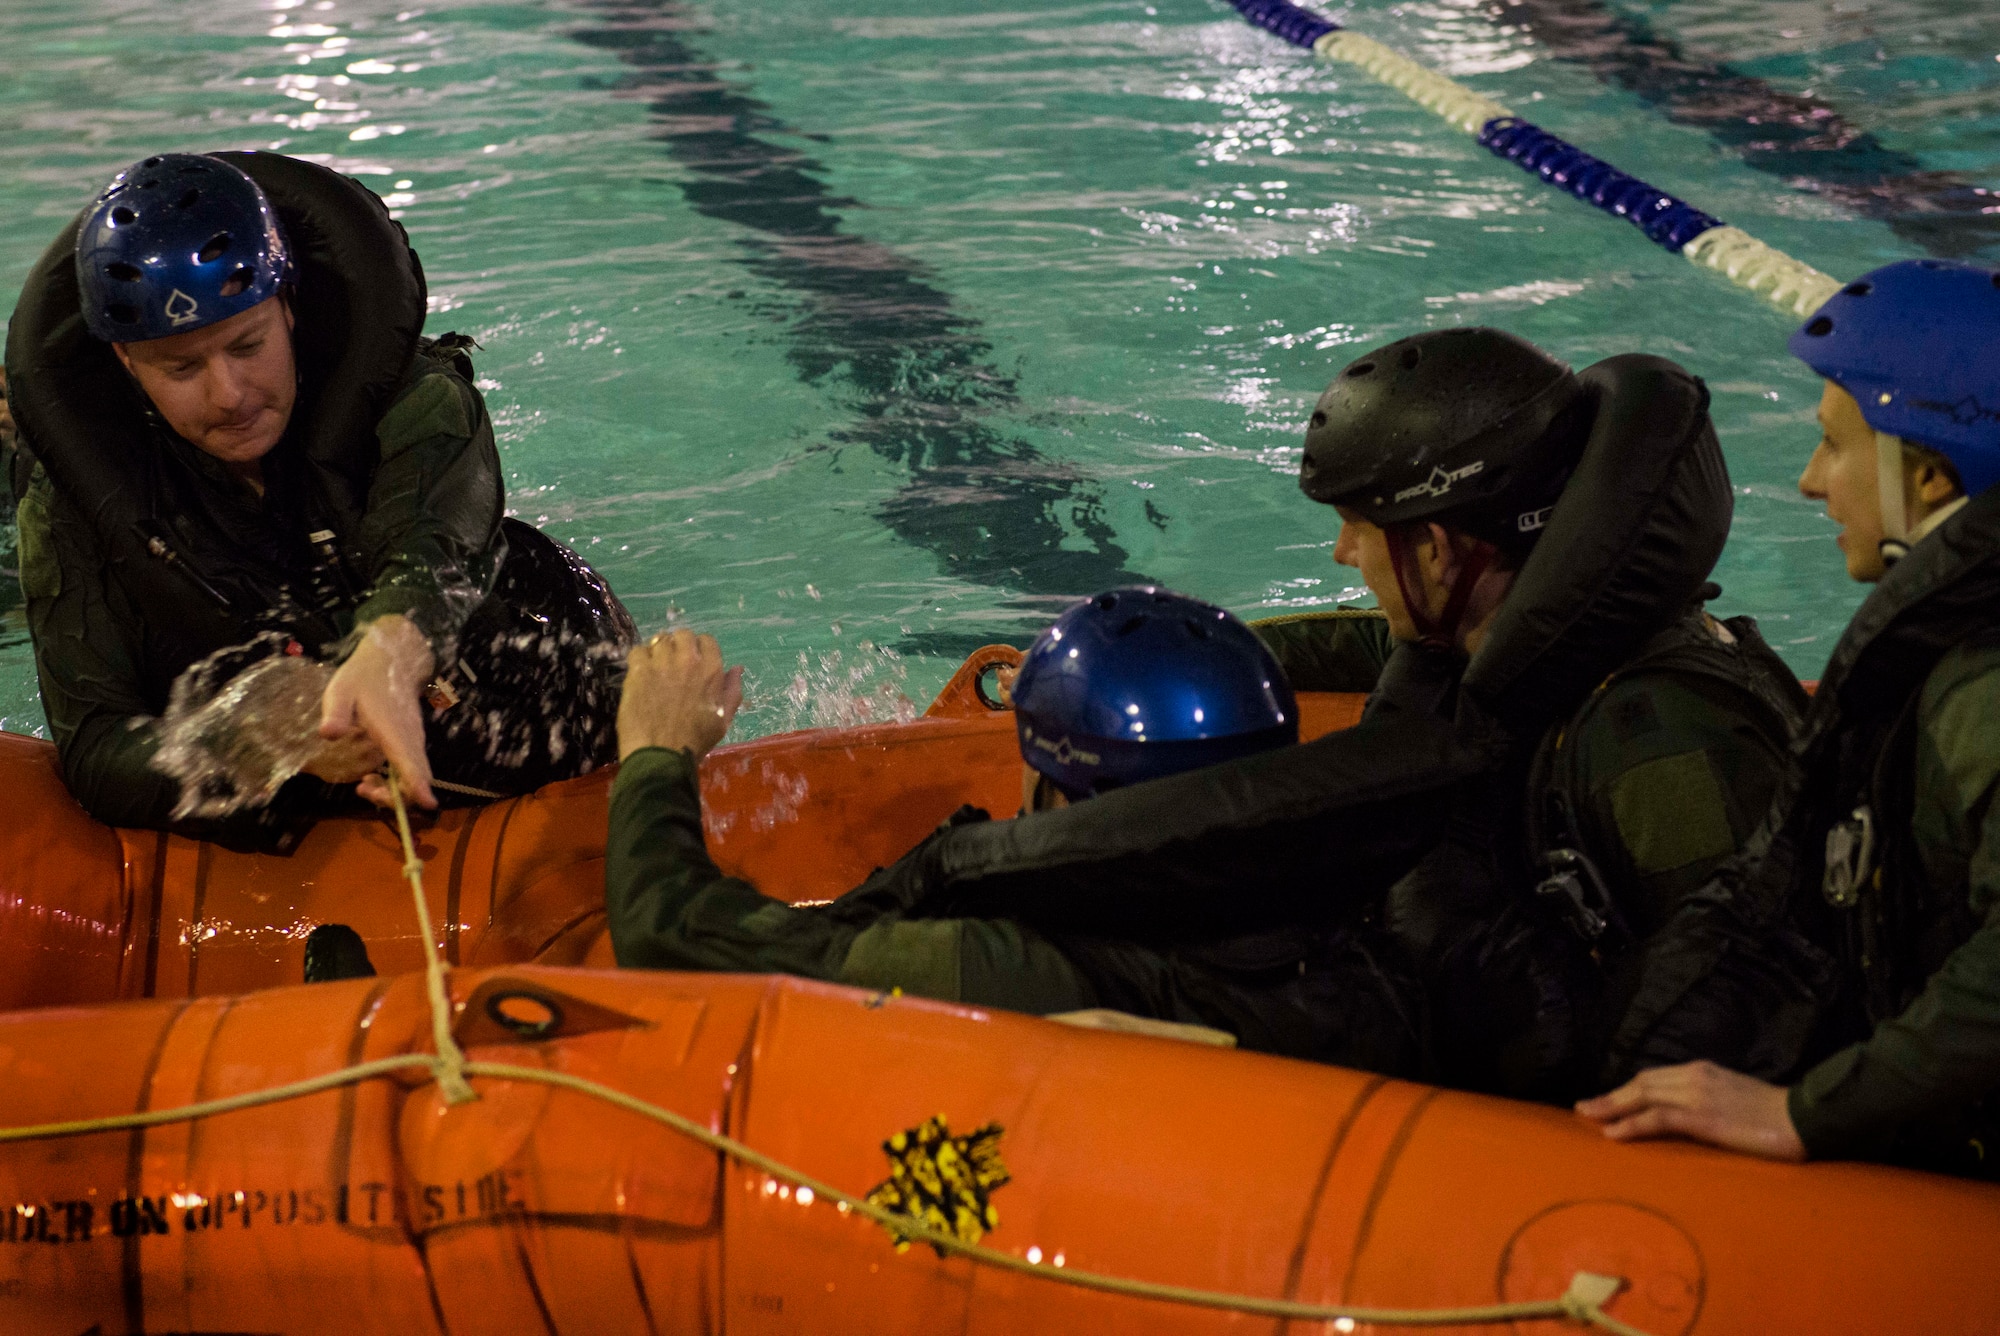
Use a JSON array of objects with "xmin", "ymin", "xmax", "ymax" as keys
[{"xmin": 570, "ymin": 0, "xmax": 1150, "ymax": 661}]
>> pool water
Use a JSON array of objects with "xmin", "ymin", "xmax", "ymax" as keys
[{"xmin": 2, "ymin": 0, "xmax": 1996, "ymax": 740}]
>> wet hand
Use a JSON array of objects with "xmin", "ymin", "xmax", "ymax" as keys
[
  {"xmin": 618, "ymin": 629, "xmax": 744, "ymax": 762},
  {"xmin": 300, "ymin": 730, "xmax": 386, "ymax": 785},
  {"xmin": 321, "ymin": 614, "xmax": 437, "ymax": 809},
  {"xmin": 1576, "ymin": 1060, "xmax": 1806, "ymax": 1162}
]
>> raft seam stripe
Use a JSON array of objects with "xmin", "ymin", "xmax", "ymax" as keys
[
  {"xmin": 141, "ymin": 829, "xmax": 169, "ymax": 999},
  {"xmin": 1339, "ymin": 1087, "xmax": 1442, "ymax": 1304},
  {"xmin": 188, "ymin": 838, "xmax": 215, "ymax": 997},
  {"xmin": 446, "ymin": 802, "xmax": 482, "ymax": 967},
  {"xmin": 487, "ymin": 795, "xmax": 526, "ymax": 931},
  {"xmin": 181, "ymin": 994, "xmax": 242, "ymax": 1172},
  {"xmin": 121, "ymin": 996, "xmax": 192, "ymax": 1336},
  {"xmin": 329, "ymin": 978, "xmax": 395, "ymax": 1244},
  {"xmin": 624, "ymin": 1234, "xmax": 663, "ymax": 1336},
  {"xmin": 513, "ymin": 1233, "xmax": 565, "ymax": 1336},
  {"xmin": 1279, "ymin": 1073, "xmax": 1388, "ymax": 1325}
]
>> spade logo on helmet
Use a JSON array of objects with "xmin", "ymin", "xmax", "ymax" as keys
[
  {"xmin": 1391, "ymin": 460, "xmax": 1485, "ymax": 505},
  {"xmin": 1908, "ymin": 394, "xmax": 2000, "ymax": 427},
  {"xmin": 164, "ymin": 289, "xmax": 200, "ymax": 327}
]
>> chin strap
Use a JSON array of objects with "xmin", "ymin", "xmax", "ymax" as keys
[
  {"xmin": 1384, "ymin": 521, "xmax": 1496, "ymax": 652},
  {"xmin": 1876, "ymin": 430, "xmax": 1911, "ymax": 568}
]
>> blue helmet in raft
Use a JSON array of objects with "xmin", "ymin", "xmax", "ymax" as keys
[
  {"xmin": 75, "ymin": 153, "xmax": 291, "ymax": 343},
  {"xmin": 1013, "ymin": 587, "xmax": 1299, "ymax": 800},
  {"xmin": 1789, "ymin": 258, "xmax": 2000, "ymax": 496}
]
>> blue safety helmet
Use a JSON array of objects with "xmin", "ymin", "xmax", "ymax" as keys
[
  {"xmin": 1788, "ymin": 258, "xmax": 2000, "ymax": 496},
  {"xmin": 1013, "ymin": 587, "xmax": 1298, "ymax": 801},
  {"xmin": 75, "ymin": 153, "xmax": 291, "ymax": 344}
]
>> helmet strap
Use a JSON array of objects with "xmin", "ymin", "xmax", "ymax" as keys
[
  {"xmin": 1384, "ymin": 521, "xmax": 1497, "ymax": 653},
  {"xmin": 1875, "ymin": 430, "xmax": 1910, "ymax": 568}
]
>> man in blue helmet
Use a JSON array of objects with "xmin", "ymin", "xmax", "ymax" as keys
[
  {"xmin": 5, "ymin": 152, "xmax": 632, "ymax": 845},
  {"xmin": 604, "ymin": 592, "xmax": 1426, "ymax": 1072},
  {"xmin": 1581, "ymin": 259, "xmax": 2000, "ymax": 1178}
]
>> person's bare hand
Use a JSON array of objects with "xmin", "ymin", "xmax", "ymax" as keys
[
  {"xmin": 300, "ymin": 730, "xmax": 386, "ymax": 785},
  {"xmin": 1575, "ymin": 1060, "xmax": 1806, "ymax": 1162},
  {"xmin": 993, "ymin": 663, "xmax": 1017, "ymax": 708},
  {"xmin": 321, "ymin": 614, "xmax": 436, "ymax": 809},
  {"xmin": 617, "ymin": 629, "xmax": 744, "ymax": 762}
]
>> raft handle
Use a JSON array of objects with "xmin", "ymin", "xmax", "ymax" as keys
[
  {"xmin": 486, "ymin": 989, "xmax": 565, "ymax": 1040},
  {"xmin": 923, "ymin": 644, "xmax": 1024, "ymax": 719}
]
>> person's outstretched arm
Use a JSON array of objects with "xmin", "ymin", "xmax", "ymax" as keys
[{"xmin": 331, "ymin": 353, "xmax": 505, "ymax": 809}]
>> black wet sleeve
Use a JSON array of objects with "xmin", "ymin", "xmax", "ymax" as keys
[{"xmin": 1249, "ymin": 609, "xmax": 1396, "ymax": 693}]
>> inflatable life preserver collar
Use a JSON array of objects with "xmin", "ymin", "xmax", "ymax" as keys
[
  {"xmin": 3, "ymin": 151, "xmax": 427, "ymax": 600},
  {"xmin": 1462, "ymin": 354, "xmax": 1730, "ymax": 730}
]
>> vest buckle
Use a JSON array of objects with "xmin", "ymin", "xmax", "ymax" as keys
[
  {"xmin": 1822, "ymin": 805, "xmax": 1875, "ymax": 908},
  {"xmin": 1536, "ymin": 847, "xmax": 1613, "ymax": 941}
]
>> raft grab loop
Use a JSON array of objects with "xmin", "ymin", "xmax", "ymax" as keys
[
  {"xmin": 0, "ymin": 766, "xmax": 1658, "ymax": 1334},
  {"xmin": 1224, "ymin": 0, "xmax": 1844, "ymax": 317},
  {"xmin": 924, "ymin": 643, "xmax": 1025, "ymax": 719}
]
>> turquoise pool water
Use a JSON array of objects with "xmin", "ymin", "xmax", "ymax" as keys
[{"xmin": 2, "ymin": 0, "xmax": 1996, "ymax": 740}]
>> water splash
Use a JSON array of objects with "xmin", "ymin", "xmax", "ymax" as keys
[
  {"xmin": 149, "ymin": 636, "xmax": 331, "ymax": 820},
  {"xmin": 766, "ymin": 639, "xmax": 918, "ymax": 734}
]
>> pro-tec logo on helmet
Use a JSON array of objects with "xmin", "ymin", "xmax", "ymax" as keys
[
  {"xmin": 164, "ymin": 290, "xmax": 200, "ymax": 327},
  {"xmin": 1029, "ymin": 732, "xmax": 1102, "ymax": 767},
  {"xmin": 1392, "ymin": 460, "xmax": 1484, "ymax": 504}
]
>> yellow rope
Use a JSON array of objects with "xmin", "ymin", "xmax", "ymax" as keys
[
  {"xmin": 388, "ymin": 766, "xmax": 476, "ymax": 1105},
  {"xmin": 1311, "ymin": 29, "xmax": 1843, "ymax": 319},
  {"xmin": 0, "ymin": 1056, "xmax": 434, "ymax": 1145},
  {"xmin": 0, "ymin": 771, "xmax": 1660, "ymax": 1335}
]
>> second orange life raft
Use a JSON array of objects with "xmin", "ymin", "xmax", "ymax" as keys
[{"xmin": 0, "ymin": 647, "xmax": 1994, "ymax": 1333}]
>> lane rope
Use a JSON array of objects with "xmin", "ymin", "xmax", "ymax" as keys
[
  {"xmin": 1226, "ymin": 0, "xmax": 1844, "ymax": 317},
  {"xmin": 0, "ymin": 767, "xmax": 1661, "ymax": 1333}
]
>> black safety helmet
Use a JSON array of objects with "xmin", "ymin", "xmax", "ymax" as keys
[{"xmin": 1298, "ymin": 328, "xmax": 1591, "ymax": 553}]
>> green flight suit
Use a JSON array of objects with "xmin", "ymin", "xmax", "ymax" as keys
[
  {"xmin": 608, "ymin": 747, "xmax": 1096, "ymax": 1012},
  {"xmin": 16, "ymin": 355, "xmax": 499, "ymax": 832},
  {"xmin": 1789, "ymin": 641, "xmax": 2000, "ymax": 1166},
  {"xmin": 604, "ymin": 607, "xmax": 1793, "ymax": 1080}
]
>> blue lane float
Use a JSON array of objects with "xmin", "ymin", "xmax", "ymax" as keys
[
  {"xmin": 1217, "ymin": 0, "xmax": 1843, "ymax": 315},
  {"xmin": 1477, "ymin": 117, "xmax": 1722, "ymax": 253}
]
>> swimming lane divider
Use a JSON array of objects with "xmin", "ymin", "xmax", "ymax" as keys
[{"xmin": 1222, "ymin": 0, "xmax": 1845, "ymax": 318}]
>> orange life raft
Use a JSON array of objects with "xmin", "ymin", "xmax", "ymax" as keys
[
  {"xmin": 0, "ymin": 648, "xmax": 1995, "ymax": 1334},
  {"xmin": 1, "ymin": 965, "xmax": 1997, "ymax": 1334},
  {"xmin": 0, "ymin": 645, "xmax": 1362, "ymax": 1010}
]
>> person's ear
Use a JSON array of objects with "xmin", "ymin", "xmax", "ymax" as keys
[
  {"xmin": 1421, "ymin": 521, "xmax": 1458, "ymax": 585},
  {"xmin": 112, "ymin": 343, "xmax": 135, "ymax": 375},
  {"xmin": 1911, "ymin": 460, "xmax": 1960, "ymax": 510}
]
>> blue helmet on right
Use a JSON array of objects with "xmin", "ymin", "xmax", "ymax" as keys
[
  {"xmin": 1013, "ymin": 587, "xmax": 1298, "ymax": 800},
  {"xmin": 1788, "ymin": 259, "xmax": 2000, "ymax": 496},
  {"xmin": 75, "ymin": 153, "xmax": 291, "ymax": 344}
]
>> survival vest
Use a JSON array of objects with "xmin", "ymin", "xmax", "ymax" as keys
[
  {"xmin": 834, "ymin": 356, "xmax": 1735, "ymax": 957},
  {"xmin": 4, "ymin": 151, "xmax": 429, "ymax": 668},
  {"xmin": 1611, "ymin": 484, "xmax": 2000, "ymax": 1091}
]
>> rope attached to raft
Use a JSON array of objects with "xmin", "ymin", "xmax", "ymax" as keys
[
  {"xmin": 0, "ymin": 769, "xmax": 1660, "ymax": 1335},
  {"xmin": 1224, "ymin": 0, "xmax": 1845, "ymax": 318}
]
